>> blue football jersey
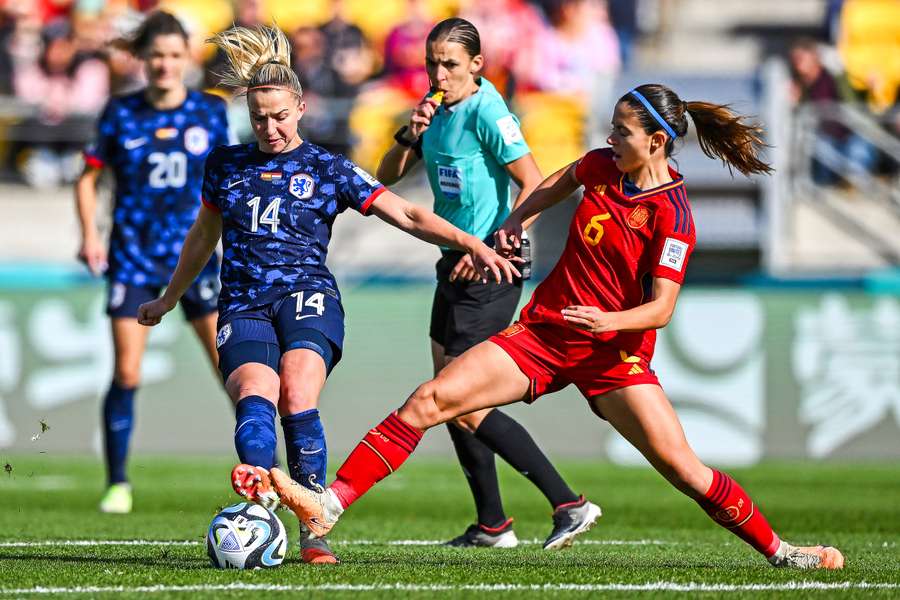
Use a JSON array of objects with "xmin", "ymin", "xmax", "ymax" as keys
[
  {"xmin": 201, "ymin": 141, "xmax": 386, "ymax": 319},
  {"xmin": 85, "ymin": 90, "xmax": 231, "ymax": 287}
]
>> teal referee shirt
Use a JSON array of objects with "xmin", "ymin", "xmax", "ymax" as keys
[{"xmin": 420, "ymin": 78, "xmax": 530, "ymax": 246}]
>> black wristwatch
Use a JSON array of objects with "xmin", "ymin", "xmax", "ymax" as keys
[
  {"xmin": 394, "ymin": 125, "xmax": 418, "ymax": 147},
  {"xmin": 395, "ymin": 125, "xmax": 423, "ymax": 158}
]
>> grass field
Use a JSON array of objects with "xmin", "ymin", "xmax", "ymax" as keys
[{"xmin": 1, "ymin": 455, "xmax": 898, "ymax": 598}]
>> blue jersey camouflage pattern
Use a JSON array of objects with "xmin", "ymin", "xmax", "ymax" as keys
[
  {"xmin": 85, "ymin": 90, "xmax": 231, "ymax": 287},
  {"xmin": 201, "ymin": 141, "xmax": 386, "ymax": 320}
]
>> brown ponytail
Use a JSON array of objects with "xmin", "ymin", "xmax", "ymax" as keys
[
  {"xmin": 685, "ymin": 101, "xmax": 772, "ymax": 177},
  {"xmin": 620, "ymin": 84, "xmax": 772, "ymax": 177}
]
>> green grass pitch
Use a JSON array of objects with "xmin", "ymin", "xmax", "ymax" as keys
[{"xmin": 1, "ymin": 455, "xmax": 897, "ymax": 598}]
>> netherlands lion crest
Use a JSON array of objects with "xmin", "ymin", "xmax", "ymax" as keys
[{"xmin": 289, "ymin": 173, "xmax": 315, "ymax": 200}]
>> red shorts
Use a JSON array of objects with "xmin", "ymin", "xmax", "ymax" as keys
[{"xmin": 489, "ymin": 321, "xmax": 660, "ymax": 403}]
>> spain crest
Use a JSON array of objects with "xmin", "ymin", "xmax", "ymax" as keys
[{"xmin": 627, "ymin": 205, "xmax": 651, "ymax": 229}]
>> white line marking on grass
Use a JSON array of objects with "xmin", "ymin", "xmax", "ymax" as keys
[
  {"xmin": 0, "ymin": 540, "xmax": 201, "ymax": 548},
  {"xmin": 0, "ymin": 538, "xmax": 668, "ymax": 548},
  {"xmin": 341, "ymin": 538, "xmax": 668, "ymax": 546},
  {"xmin": 0, "ymin": 582, "xmax": 897, "ymax": 595}
]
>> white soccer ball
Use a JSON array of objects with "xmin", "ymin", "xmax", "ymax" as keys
[{"xmin": 207, "ymin": 502, "xmax": 287, "ymax": 569}]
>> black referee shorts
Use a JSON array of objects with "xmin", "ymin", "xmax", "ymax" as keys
[{"xmin": 429, "ymin": 251, "xmax": 523, "ymax": 357}]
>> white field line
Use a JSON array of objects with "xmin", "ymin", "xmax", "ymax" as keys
[
  {"xmin": 0, "ymin": 538, "xmax": 668, "ymax": 548},
  {"xmin": 0, "ymin": 582, "xmax": 897, "ymax": 595}
]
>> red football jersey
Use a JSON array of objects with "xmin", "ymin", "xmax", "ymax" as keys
[{"xmin": 520, "ymin": 148, "xmax": 696, "ymax": 354}]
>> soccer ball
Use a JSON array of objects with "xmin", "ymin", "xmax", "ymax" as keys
[{"xmin": 207, "ymin": 502, "xmax": 287, "ymax": 569}]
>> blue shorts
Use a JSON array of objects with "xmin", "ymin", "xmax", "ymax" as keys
[
  {"xmin": 106, "ymin": 275, "xmax": 219, "ymax": 321},
  {"xmin": 216, "ymin": 290, "xmax": 344, "ymax": 382}
]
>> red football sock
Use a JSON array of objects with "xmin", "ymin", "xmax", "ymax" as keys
[
  {"xmin": 330, "ymin": 412, "xmax": 423, "ymax": 508},
  {"xmin": 698, "ymin": 469, "xmax": 780, "ymax": 557}
]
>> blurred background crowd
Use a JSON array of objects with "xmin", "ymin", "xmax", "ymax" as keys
[{"xmin": 0, "ymin": 0, "xmax": 899, "ymax": 278}]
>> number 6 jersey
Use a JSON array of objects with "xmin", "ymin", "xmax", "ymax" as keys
[
  {"xmin": 84, "ymin": 90, "xmax": 231, "ymax": 287},
  {"xmin": 520, "ymin": 147, "xmax": 696, "ymax": 353},
  {"xmin": 201, "ymin": 141, "xmax": 387, "ymax": 320}
]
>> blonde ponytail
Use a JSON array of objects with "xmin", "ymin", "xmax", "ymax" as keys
[{"xmin": 209, "ymin": 25, "xmax": 302, "ymax": 95}]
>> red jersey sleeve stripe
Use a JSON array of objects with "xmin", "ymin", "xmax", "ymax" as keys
[
  {"xmin": 359, "ymin": 185, "xmax": 388, "ymax": 215},
  {"xmin": 83, "ymin": 153, "xmax": 104, "ymax": 169},
  {"xmin": 201, "ymin": 197, "xmax": 221, "ymax": 213}
]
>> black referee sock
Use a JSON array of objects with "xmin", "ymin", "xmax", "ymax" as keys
[
  {"xmin": 474, "ymin": 409, "xmax": 579, "ymax": 509},
  {"xmin": 446, "ymin": 423, "xmax": 509, "ymax": 529}
]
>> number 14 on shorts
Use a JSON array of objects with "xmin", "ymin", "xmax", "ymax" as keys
[{"xmin": 291, "ymin": 291, "xmax": 326, "ymax": 321}]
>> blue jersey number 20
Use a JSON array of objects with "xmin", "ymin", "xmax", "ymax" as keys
[{"xmin": 148, "ymin": 151, "xmax": 187, "ymax": 188}]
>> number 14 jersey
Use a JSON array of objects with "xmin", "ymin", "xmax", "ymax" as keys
[{"xmin": 201, "ymin": 141, "xmax": 386, "ymax": 320}]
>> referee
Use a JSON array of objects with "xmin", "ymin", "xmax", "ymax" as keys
[{"xmin": 376, "ymin": 18, "xmax": 597, "ymax": 549}]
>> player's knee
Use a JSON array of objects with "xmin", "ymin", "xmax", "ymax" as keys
[
  {"xmin": 113, "ymin": 366, "xmax": 141, "ymax": 389},
  {"xmin": 451, "ymin": 413, "xmax": 480, "ymax": 433},
  {"xmin": 278, "ymin": 384, "xmax": 318, "ymax": 415},
  {"xmin": 401, "ymin": 381, "xmax": 445, "ymax": 430}
]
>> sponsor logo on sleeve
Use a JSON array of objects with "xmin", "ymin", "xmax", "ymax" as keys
[
  {"xmin": 495, "ymin": 115, "xmax": 524, "ymax": 145},
  {"xmin": 352, "ymin": 165, "xmax": 380, "ymax": 187},
  {"xmin": 184, "ymin": 126, "xmax": 209, "ymax": 155},
  {"xmin": 659, "ymin": 237, "xmax": 689, "ymax": 272},
  {"xmin": 289, "ymin": 173, "xmax": 315, "ymax": 200}
]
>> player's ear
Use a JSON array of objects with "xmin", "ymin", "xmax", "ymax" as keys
[
  {"xmin": 649, "ymin": 131, "xmax": 667, "ymax": 154},
  {"xmin": 296, "ymin": 99, "xmax": 306, "ymax": 118},
  {"xmin": 470, "ymin": 54, "xmax": 484, "ymax": 74}
]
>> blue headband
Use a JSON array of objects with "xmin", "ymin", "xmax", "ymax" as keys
[{"xmin": 629, "ymin": 89, "xmax": 677, "ymax": 139}]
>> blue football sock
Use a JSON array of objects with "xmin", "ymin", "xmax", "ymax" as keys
[
  {"xmin": 102, "ymin": 381, "xmax": 136, "ymax": 485},
  {"xmin": 281, "ymin": 409, "xmax": 327, "ymax": 492},
  {"xmin": 234, "ymin": 396, "xmax": 277, "ymax": 469}
]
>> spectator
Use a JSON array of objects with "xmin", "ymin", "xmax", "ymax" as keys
[
  {"xmin": 203, "ymin": 0, "xmax": 265, "ymax": 91},
  {"xmin": 788, "ymin": 37, "xmax": 878, "ymax": 185},
  {"xmin": 319, "ymin": 0, "xmax": 366, "ymax": 58},
  {"xmin": 292, "ymin": 25, "xmax": 362, "ymax": 156},
  {"xmin": 528, "ymin": 0, "xmax": 619, "ymax": 99},
  {"xmin": 460, "ymin": 0, "xmax": 545, "ymax": 98},
  {"xmin": 13, "ymin": 18, "xmax": 108, "ymax": 187},
  {"xmin": 382, "ymin": 0, "xmax": 432, "ymax": 98},
  {"xmin": 607, "ymin": 0, "xmax": 637, "ymax": 69}
]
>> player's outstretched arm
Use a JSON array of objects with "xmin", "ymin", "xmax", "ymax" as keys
[
  {"xmin": 137, "ymin": 205, "xmax": 222, "ymax": 326},
  {"xmin": 495, "ymin": 161, "xmax": 581, "ymax": 255},
  {"xmin": 367, "ymin": 190, "xmax": 520, "ymax": 284}
]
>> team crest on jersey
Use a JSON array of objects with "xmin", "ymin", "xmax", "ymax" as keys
[
  {"xmin": 155, "ymin": 127, "xmax": 179, "ymax": 140},
  {"xmin": 260, "ymin": 172, "xmax": 282, "ymax": 181},
  {"xmin": 184, "ymin": 126, "xmax": 209, "ymax": 156},
  {"xmin": 216, "ymin": 323, "xmax": 232, "ymax": 348},
  {"xmin": 627, "ymin": 206, "xmax": 651, "ymax": 229},
  {"xmin": 289, "ymin": 173, "xmax": 315, "ymax": 200}
]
